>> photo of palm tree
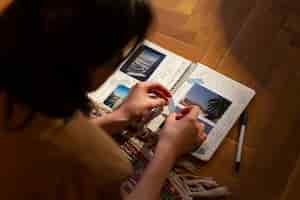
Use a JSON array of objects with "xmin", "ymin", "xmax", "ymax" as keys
[
  {"xmin": 180, "ymin": 83, "xmax": 231, "ymax": 123},
  {"xmin": 104, "ymin": 85, "xmax": 130, "ymax": 110}
]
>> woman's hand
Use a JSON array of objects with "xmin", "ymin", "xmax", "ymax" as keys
[
  {"xmin": 92, "ymin": 82, "xmax": 171, "ymax": 135},
  {"xmin": 124, "ymin": 106, "xmax": 207, "ymax": 200},
  {"xmin": 116, "ymin": 82, "xmax": 171, "ymax": 121},
  {"xmin": 157, "ymin": 106, "xmax": 207, "ymax": 160}
]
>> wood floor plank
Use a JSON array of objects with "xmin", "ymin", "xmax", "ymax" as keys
[
  {"xmin": 152, "ymin": 0, "xmax": 181, "ymax": 10},
  {"xmin": 152, "ymin": 8, "xmax": 197, "ymax": 44},
  {"xmin": 174, "ymin": 0, "xmax": 198, "ymax": 15},
  {"xmin": 229, "ymin": 25, "xmax": 300, "ymax": 199},
  {"xmin": 151, "ymin": 0, "xmax": 300, "ymax": 199},
  {"xmin": 148, "ymin": 32, "xmax": 206, "ymax": 61},
  {"xmin": 280, "ymin": 156, "xmax": 300, "ymax": 200},
  {"xmin": 200, "ymin": 0, "xmax": 256, "ymax": 67},
  {"xmin": 283, "ymin": 13, "xmax": 300, "ymax": 33},
  {"xmin": 195, "ymin": 138, "xmax": 256, "ymax": 200}
]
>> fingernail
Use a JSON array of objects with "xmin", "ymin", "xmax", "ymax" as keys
[{"xmin": 176, "ymin": 113, "xmax": 184, "ymax": 120}]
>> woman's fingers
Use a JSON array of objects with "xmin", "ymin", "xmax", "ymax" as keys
[
  {"xmin": 188, "ymin": 106, "xmax": 201, "ymax": 119},
  {"xmin": 178, "ymin": 107, "xmax": 192, "ymax": 118},
  {"xmin": 166, "ymin": 112, "xmax": 177, "ymax": 123},
  {"xmin": 151, "ymin": 90, "xmax": 170, "ymax": 101},
  {"xmin": 142, "ymin": 82, "xmax": 172, "ymax": 98},
  {"xmin": 196, "ymin": 122, "xmax": 207, "ymax": 142},
  {"xmin": 175, "ymin": 113, "xmax": 184, "ymax": 120},
  {"xmin": 179, "ymin": 106, "xmax": 200, "ymax": 120},
  {"xmin": 196, "ymin": 122, "xmax": 205, "ymax": 132},
  {"xmin": 148, "ymin": 98, "xmax": 167, "ymax": 108}
]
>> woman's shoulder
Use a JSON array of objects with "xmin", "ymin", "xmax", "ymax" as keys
[{"xmin": 41, "ymin": 112, "xmax": 133, "ymax": 186}]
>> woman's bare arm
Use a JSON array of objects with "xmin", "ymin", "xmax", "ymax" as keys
[
  {"xmin": 125, "ymin": 143, "xmax": 176, "ymax": 200},
  {"xmin": 125, "ymin": 107, "xmax": 205, "ymax": 200}
]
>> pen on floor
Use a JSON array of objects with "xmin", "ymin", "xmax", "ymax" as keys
[{"xmin": 235, "ymin": 111, "xmax": 248, "ymax": 173}]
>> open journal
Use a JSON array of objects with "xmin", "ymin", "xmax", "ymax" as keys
[{"xmin": 89, "ymin": 41, "xmax": 255, "ymax": 161}]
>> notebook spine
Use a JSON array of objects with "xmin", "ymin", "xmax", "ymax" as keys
[{"xmin": 170, "ymin": 63, "xmax": 197, "ymax": 93}]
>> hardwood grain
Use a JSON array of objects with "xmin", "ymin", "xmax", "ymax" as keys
[
  {"xmin": 150, "ymin": 0, "xmax": 300, "ymax": 199},
  {"xmin": 1, "ymin": 0, "xmax": 300, "ymax": 199}
]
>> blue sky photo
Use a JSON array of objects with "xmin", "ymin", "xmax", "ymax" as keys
[
  {"xmin": 104, "ymin": 84, "xmax": 130, "ymax": 109},
  {"xmin": 114, "ymin": 85, "xmax": 130, "ymax": 98},
  {"xmin": 186, "ymin": 84, "xmax": 221, "ymax": 111}
]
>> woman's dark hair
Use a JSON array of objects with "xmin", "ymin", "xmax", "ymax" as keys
[{"xmin": 0, "ymin": 0, "xmax": 153, "ymax": 120}]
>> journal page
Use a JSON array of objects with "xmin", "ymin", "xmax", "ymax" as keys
[{"xmin": 89, "ymin": 41, "xmax": 191, "ymax": 112}]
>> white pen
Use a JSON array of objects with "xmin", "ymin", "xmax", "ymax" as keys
[{"xmin": 235, "ymin": 111, "xmax": 248, "ymax": 173}]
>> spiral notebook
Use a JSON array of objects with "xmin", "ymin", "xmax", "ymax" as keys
[{"xmin": 89, "ymin": 41, "xmax": 255, "ymax": 161}]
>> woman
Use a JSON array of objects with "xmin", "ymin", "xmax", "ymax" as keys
[{"xmin": 0, "ymin": 0, "xmax": 206, "ymax": 199}]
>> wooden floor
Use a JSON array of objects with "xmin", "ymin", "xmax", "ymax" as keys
[
  {"xmin": 148, "ymin": 0, "xmax": 300, "ymax": 199},
  {"xmin": 1, "ymin": 0, "xmax": 300, "ymax": 199}
]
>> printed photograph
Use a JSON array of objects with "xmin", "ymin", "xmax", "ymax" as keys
[
  {"xmin": 104, "ymin": 85, "xmax": 130, "ymax": 110},
  {"xmin": 198, "ymin": 118, "xmax": 214, "ymax": 135},
  {"xmin": 120, "ymin": 45, "xmax": 166, "ymax": 81},
  {"xmin": 160, "ymin": 107, "xmax": 214, "ymax": 135},
  {"xmin": 180, "ymin": 83, "xmax": 232, "ymax": 123}
]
